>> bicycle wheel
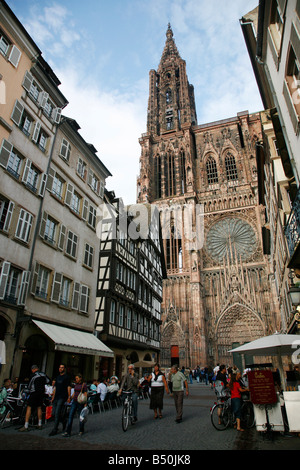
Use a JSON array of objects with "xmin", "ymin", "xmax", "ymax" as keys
[
  {"xmin": 241, "ymin": 401, "xmax": 255, "ymax": 428},
  {"xmin": 122, "ymin": 403, "xmax": 129, "ymax": 432},
  {"xmin": 211, "ymin": 403, "xmax": 230, "ymax": 430}
]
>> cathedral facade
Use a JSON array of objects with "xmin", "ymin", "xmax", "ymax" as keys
[{"xmin": 137, "ymin": 25, "xmax": 280, "ymax": 369}]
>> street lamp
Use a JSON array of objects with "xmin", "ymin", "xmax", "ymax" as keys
[{"xmin": 288, "ymin": 286, "xmax": 300, "ymax": 306}]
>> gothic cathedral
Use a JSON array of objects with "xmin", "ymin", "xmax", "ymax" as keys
[{"xmin": 137, "ymin": 25, "xmax": 279, "ymax": 369}]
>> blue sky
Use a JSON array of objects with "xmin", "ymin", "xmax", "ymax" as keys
[{"xmin": 6, "ymin": 0, "xmax": 262, "ymax": 204}]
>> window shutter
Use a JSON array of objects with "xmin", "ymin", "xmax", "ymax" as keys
[
  {"xmin": 72, "ymin": 282, "xmax": 80, "ymax": 310},
  {"xmin": 3, "ymin": 201, "xmax": 14, "ymax": 232},
  {"xmin": 11, "ymin": 99, "xmax": 24, "ymax": 126},
  {"xmin": 0, "ymin": 139, "xmax": 13, "ymax": 169},
  {"xmin": 46, "ymin": 167, "xmax": 55, "ymax": 192},
  {"xmin": 32, "ymin": 122, "xmax": 41, "ymax": 143},
  {"xmin": 58, "ymin": 224, "xmax": 66, "ymax": 251},
  {"xmin": 22, "ymin": 70, "xmax": 33, "ymax": 93},
  {"xmin": 31, "ymin": 262, "xmax": 40, "ymax": 295},
  {"xmin": 39, "ymin": 211, "xmax": 47, "ymax": 239},
  {"xmin": 39, "ymin": 173, "xmax": 47, "ymax": 197},
  {"xmin": 79, "ymin": 285, "xmax": 89, "ymax": 313},
  {"xmin": 22, "ymin": 158, "xmax": 31, "ymax": 183},
  {"xmin": 99, "ymin": 180, "xmax": 105, "ymax": 198},
  {"xmin": 82, "ymin": 199, "xmax": 89, "ymax": 220},
  {"xmin": 51, "ymin": 272, "xmax": 62, "ymax": 303},
  {"xmin": 0, "ymin": 261, "xmax": 10, "ymax": 300},
  {"xmin": 8, "ymin": 45, "xmax": 21, "ymax": 68},
  {"xmin": 88, "ymin": 169, "xmax": 93, "ymax": 186},
  {"xmin": 52, "ymin": 107, "xmax": 62, "ymax": 124},
  {"xmin": 38, "ymin": 91, "xmax": 49, "ymax": 109},
  {"xmin": 65, "ymin": 183, "xmax": 73, "ymax": 206},
  {"xmin": 18, "ymin": 270, "xmax": 30, "ymax": 306}
]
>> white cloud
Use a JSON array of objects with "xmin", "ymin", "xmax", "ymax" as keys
[{"xmin": 56, "ymin": 67, "xmax": 147, "ymax": 205}]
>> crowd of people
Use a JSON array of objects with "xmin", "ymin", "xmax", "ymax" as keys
[{"xmin": 0, "ymin": 361, "xmax": 253, "ymax": 437}]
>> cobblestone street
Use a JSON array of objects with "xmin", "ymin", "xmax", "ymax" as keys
[{"xmin": 1, "ymin": 382, "xmax": 300, "ymax": 454}]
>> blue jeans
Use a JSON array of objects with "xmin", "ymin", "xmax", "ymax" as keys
[
  {"xmin": 66, "ymin": 400, "xmax": 84, "ymax": 435},
  {"xmin": 131, "ymin": 392, "xmax": 138, "ymax": 419},
  {"xmin": 53, "ymin": 397, "xmax": 67, "ymax": 431}
]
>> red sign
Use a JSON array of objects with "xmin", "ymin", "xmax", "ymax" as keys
[{"xmin": 248, "ymin": 370, "xmax": 277, "ymax": 405}]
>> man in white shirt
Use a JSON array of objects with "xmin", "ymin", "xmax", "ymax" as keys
[{"xmin": 97, "ymin": 379, "xmax": 107, "ymax": 401}]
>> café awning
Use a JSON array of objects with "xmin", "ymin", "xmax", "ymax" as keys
[{"xmin": 33, "ymin": 320, "xmax": 114, "ymax": 358}]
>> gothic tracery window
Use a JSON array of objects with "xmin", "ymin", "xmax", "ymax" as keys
[
  {"xmin": 225, "ymin": 153, "xmax": 238, "ymax": 181},
  {"xmin": 206, "ymin": 156, "xmax": 218, "ymax": 185}
]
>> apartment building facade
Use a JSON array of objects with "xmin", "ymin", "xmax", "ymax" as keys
[
  {"xmin": 241, "ymin": 0, "xmax": 300, "ymax": 334},
  {"xmin": 0, "ymin": 1, "xmax": 113, "ymax": 383}
]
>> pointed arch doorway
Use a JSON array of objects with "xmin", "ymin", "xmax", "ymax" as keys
[{"xmin": 171, "ymin": 345, "xmax": 179, "ymax": 366}]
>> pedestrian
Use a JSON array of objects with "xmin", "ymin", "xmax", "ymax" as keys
[
  {"xmin": 228, "ymin": 371, "xmax": 249, "ymax": 432},
  {"xmin": 62, "ymin": 374, "xmax": 87, "ymax": 437},
  {"xmin": 0, "ymin": 378, "xmax": 12, "ymax": 415},
  {"xmin": 148, "ymin": 363, "xmax": 169, "ymax": 419},
  {"xmin": 49, "ymin": 364, "xmax": 71, "ymax": 436},
  {"xmin": 118, "ymin": 364, "xmax": 140, "ymax": 423},
  {"xmin": 170, "ymin": 365, "xmax": 189, "ymax": 423},
  {"xmin": 19, "ymin": 365, "xmax": 50, "ymax": 432}
]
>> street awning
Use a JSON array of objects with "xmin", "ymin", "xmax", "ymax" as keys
[{"xmin": 33, "ymin": 320, "xmax": 114, "ymax": 358}]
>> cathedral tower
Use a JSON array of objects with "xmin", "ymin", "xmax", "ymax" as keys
[{"xmin": 137, "ymin": 26, "xmax": 279, "ymax": 368}]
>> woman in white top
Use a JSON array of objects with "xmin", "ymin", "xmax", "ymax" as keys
[{"xmin": 148, "ymin": 363, "xmax": 169, "ymax": 419}]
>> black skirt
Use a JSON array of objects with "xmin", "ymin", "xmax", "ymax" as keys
[{"xmin": 149, "ymin": 386, "xmax": 164, "ymax": 410}]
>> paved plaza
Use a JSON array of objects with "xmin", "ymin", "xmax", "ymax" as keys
[{"xmin": 1, "ymin": 382, "xmax": 300, "ymax": 453}]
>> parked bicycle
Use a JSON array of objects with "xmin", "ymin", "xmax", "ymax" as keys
[
  {"xmin": 210, "ymin": 380, "xmax": 255, "ymax": 431},
  {"xmin": 121, "ymin": 391, "xmax": 134, "ymax": 432},
  {"xmin": 0, "ymin": 395, "xmax": 27, "ymax": 429}
]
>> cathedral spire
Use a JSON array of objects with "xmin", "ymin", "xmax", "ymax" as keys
[{"xmin": 158, "ymin": 23, "xmax": 181, "ymax": 71}]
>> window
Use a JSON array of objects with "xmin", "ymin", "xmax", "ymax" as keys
[
  {"xmin": 60, "ymin": 277, "xmax": 71, "ymax": 307},
  {"xmin": 284, "ymin": 38, "xmax": 300, "ymax": 132},
  {"xmin": 127, "ymin": 308, "xmax": 132, "ymax": 329},
  {"xmin": 269, "ymin": 0, "xmax": 284, "ymax": 52},
  {"xmin": 0, "ymin": 197, "xmax": 14, "ymax": 232},
  {"xmin": 77, "ymin": 157, "xmax": 87, "ymax": 179},
  {"xmin": 110, "ymin": 300, "xmax": 116, "ymax": 323},
  {"xmin": 4, "ymin": 266, "xmax": 21, "ymax": 304},
  {"xmin": 66, "ymin": 230, "xmax": 78, "ymax": 259},
  {"xmin": 119, "ymin": 304, "xmax": 124, "ymax": 327},
  {"xmin": 52, "ymin": 174, "xmax": 64, "ymax": 200},
  {"xmin": 29, "ymin": 80, "xmax": 42, "ymax": 102},
  {"xmin": 79, "ymin": 285, "xmax": 89, "ymax": 313},
  {"xmin": 71, "ymin": 191, "xmax": 81, "ymax": 215},
  {"xmin": 84, "ymin": 243, "xmax": 94, "ymax": 268},
  {"xmin": 0, "ymin": 32, "xmax": 9, "ymax": 56},
  {"xmin": 25, "ymin": 164, "xmax": 39, "ymax": 192},
  {"xmin": 7, "ymin": 150, "xmax": 22, "ymax": 179},
  {"xmin": 88, "ymin": 205, "xmax": 96, "ymax": 229},
  {"xmin": 59, "ymin": 139, "xmax": 71, "ymax": 161},
  {"xmin": 225, "ymin": 153, "xmax": 238, "ymax": 181},
  {"xmin": 44, "ymin": 216, "xmax": 57, "ymax": 245},
  {"xmin": 206, "ymin": 156, "xmax": 219, "ymax": 184},
  {"xmin": 0, "ymin": 262, "xmax": 29, "ymax": 305},
  {"xmin": 15, "ymin": 209, "xmax": 33, "ymax": 243},
  {"xmin": 35, "ymin": 265, "xmax": 51, "ymax": 300},
  {"xmin": 32, "ymin": 122, "xmax": 49, "ymax": 152}
]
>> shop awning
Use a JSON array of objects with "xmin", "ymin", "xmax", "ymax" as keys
[{"xmin": 33, "ymin": 320, "xmax": 114, "ymax": 358}]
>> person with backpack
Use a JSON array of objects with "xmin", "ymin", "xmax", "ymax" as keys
[{"xmin": 19, "ymin": 365, "xmax": 50, "ymax": 432}]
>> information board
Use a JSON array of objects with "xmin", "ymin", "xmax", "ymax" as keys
[{"xmin": 248, "ymin": 370, "xmax": 277, "ymax": 405}]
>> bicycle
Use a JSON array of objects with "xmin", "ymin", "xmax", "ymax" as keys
[
  {"xmin": 121, "ymin": 391, "xmax": 134, "ymax": 432},
  {"xmin": 0, "ymin": 395, "xmax": 27, "ymax": 429},
  {"xmin": 210, "ymin": 381, "xmax": 255, "ymax": 431}
]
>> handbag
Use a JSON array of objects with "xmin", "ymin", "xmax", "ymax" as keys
[
  {"xmin": 77, "ymin": 383, "xmax": 87, "ymax": 404},
  {"xmin": 45, "ymin": 405, "xmax": 53, "ymax": 420}
]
